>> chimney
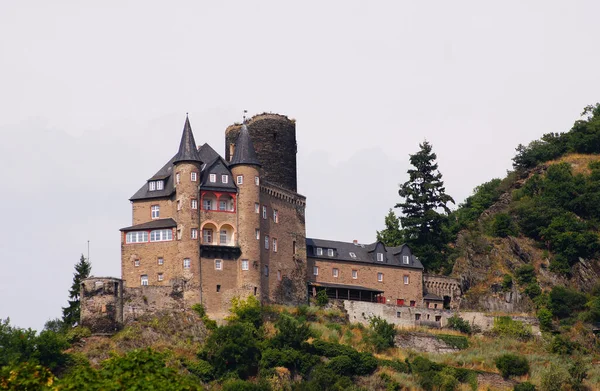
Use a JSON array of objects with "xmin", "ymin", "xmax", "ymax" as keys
[{"xmin": 353, "ymin": 239, "xmax": 358, "ymax": 245}]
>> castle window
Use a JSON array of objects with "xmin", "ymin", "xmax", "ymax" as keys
[
  {"xmin": 183, "ymin": 258, "xmax": 191, "ymax": 268},
  {"xmin": 237, "ymin": 175, "xmax": 243, "ymax": 185},
  {"xmin": 203, "ymin": 229, "xmax": 213, "ymax": 244},
  {"xmin": 150, "ymin": 229, "xmax": 173, "ymax": 242},
  {"xmin": 191, "ymin": 172, "xmax": 198, "ymax": 182},
  {"xmin": 255, "ymin": 229, "xmax": 260, "ymax": 240},
  {"xmin": 403, "ymin": 255, "xmax": 409, "ymax": 264},
  {"xmin": 126, "ymin": 231, "xmax": 148, "ymax": 243},
  {"xmin": 396, "ymin": 311, "xmax": 401, "ymax": 318},
  {"xmin": 134, "ymin": 259, "xmax": 140, "ymax": 267},
  {"xmin": 377, "ymin": 253, "xmax": 384, "ymax": 262},
  {"xmin": 157, "ymin": 273, "xmax": 164, "ymax": 281},
  {"xmin": 264, "ymin": 265, "xmax": 269, "ymax": 276},
  {"xmin": 241, "ymin": 259, "xmax": 249, "ymax": 271},
  {"xmin": 158, "ymin": 257, "xmax": 164, "ymax": 265},
  {"xmin": 415, "ymin": 313, "xmax": 421, "ymax": 321},
  {"xmin": 255, "ymin": 203, "xmax": 259, "ymax": 213},
  {"xmin": 377, "ymin": 272, "xmax": 384, "ymax": 282},
  {"xmin": 349, "ymin": 252, "xmax": 356, "ymax": 258},
  {"xmin": 215, "ymin": 259, "xmax": 222, "ymax": 270},
  {"xmin": 403, "ymin": 275, "xmax": 409, "ymax": 285},
  {"xmin": 327, "ymin": 249, "xmax": 334, "ymax": 257},
  {"xmin": 151, "ymin": 205, "xmax": 160, "ymax": 219},
  {"xmin": 141, "ymin": 275, "xmax": 148, "ymax": 286},
  {"xmin": 316, "ymin": 248, "xmax": 323, "ymax": 256},
  {"xmin": 220, "ymin": 230, "xmax": 227, "ymax": 244},
  {"xmin": 293, "ymin": 241, "xmax": 297, "ymax": 254},
  {"xmin": 176, "ymin": 172, "xmax": 180, "ymax": 184},
  {"xmin": 273, "ymin": 210, "xmax": 279, "ymax": 223},
  {"xmin": 149, "ymin": 181, "xmax": 156, "ymax": 191},
  {"xmin": 191, "ymin": 199, "xmax": 198, "ymax": 209},
  {"xmin": 273, "ymin": 238, "xmax": 278, "ymax": 252},
  {"xmin": 219, "ymin": 200, "xmax": 227, "ymax": 211},
  {"xmin": 156, "ymin": 180, "xmax": 164, "ymax": 190},
  {"xmin": 265, "ymin": 235, "xmax": 269, "ymax": 250},
  {"xmin": 410, "ymin": 300, "xmax": 416, "ymax": 307},
  {"xmin": 191, "ymin": 228, "xmax": 198, "ymax": 239},
  {"xmin": 221, "ymin": 174, "xmax": 228, "ymax": 184},
  {"xmin": 209, "ymin": 174, "xmax": 216, "ymax": 183},
  {"xmin": 203, "ymin": 199, "xmax": 212, "ymax": 210},
  {"xmin": 262, "ymin": 206, "xmax": 267, "ymax": 219},
  {"xmin": 313, "ymin": 266, "xmax": 319, "ymax": 276},
  {"xmin": 216, "ymin": 284, "xmax": 221, "ymax": 292},
  {"xmin": 277, "ymin": 270, "xmax": 282, "ymax": 281},
  {"xmin": 177, "ymin": 200, "xmax": 182, "ymax": 211},
  {"xmin": 332, "ymin": 268, "xmax": 339, "ymax": 278},
  {"xmin": 352, "ymin": 270, "xmax": 358, "ymax": 279},
  {"xmin": 255, "ymin": 176, "xmax": 259, "ymax": 186}
]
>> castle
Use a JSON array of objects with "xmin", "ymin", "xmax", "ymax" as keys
[{"xmin": 80, "ymin": 113, "xmax": 461, "ymax": 333}]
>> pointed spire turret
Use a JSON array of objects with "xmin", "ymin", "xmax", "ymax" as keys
[
  {"xmin": 173, "ymin": 115, "xmax": 202, "ymax": 164},
  {"xmin": 230, "ymin": 122, "xmax": 261, "ymax": 168}
]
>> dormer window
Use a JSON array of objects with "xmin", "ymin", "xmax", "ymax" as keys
[
  {"xmin": 222, "ymin": 174, "xmax": 228, "ymax": 184},
  {"xmin": 349, "ymin": 252, "xmax": 356, "ymax": 258},
  {"xmin": 327, "ymin": 249, "xmax": 334, "ymax": 257},
  {"xmin": 403, "ymin": 255, "xmax": 409, "ymax": 264},
  {"xmin": 377, "ymin": 253, "xmax": 384, "ymax": 262},
  {"xmin": 209, "ymin": 174, "xmax": 216, "ymax": 183},
  {"xmin": 316, "ymin": 247, "xmax": 323, "ymax": 256},
  {"xmin": 156, "ymin": 180, "xmax": 163, "ymax": 190},
  {"xmin": 149, "ymin": 181, "xmax": 156, "ymax": 191}
]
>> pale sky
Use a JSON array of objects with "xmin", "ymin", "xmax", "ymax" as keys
[{"xmin": 1, "ymin": 1, "xmax": 599, "ymax": 330}]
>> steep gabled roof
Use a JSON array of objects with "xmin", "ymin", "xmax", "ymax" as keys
[
  {"xmin": 173, "ymin": 116, "xmax": 202, "ymax": 164},
  {"xmin": 200, "ymin": 156, "xmax": 237, "ymax": 192},
  {"xmin": 120, "ymin": 218, "xmax": 177, "ymax": 232},
  {"xmin": 229, "ymin": 124, "xmax": 261, "ymax": 167},
  {"xmin": 129, "ymin": 155, "xmax": 177, "ymax": 201},
  {"xmin": 306, "ymin": 238, "xmax": 424, "ymax": 270},
  {"xmin": 198, "ymin": 143, "xmax": 220, "ymax": 165}
]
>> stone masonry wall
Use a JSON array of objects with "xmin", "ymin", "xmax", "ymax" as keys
[
  {"xmin": 80, "ymin": 277, "xmax": 124, "ymax": 334},
  {"xmin": 225, "ymin": 114, "xmax": 297, "ymax": 192}
]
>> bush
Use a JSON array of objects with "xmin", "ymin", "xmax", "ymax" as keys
[
  {"xmin": 364, "ymin": 316, "xmax": 397, "ymax": 352},
  {"xmin": 537, "ymin": 307, "xmax": 553, "ymax": 332},
  {"xmin": 495, "ymin": 354, "xmax": 529, "ymax": 379},
  {"xmin": 549, "ymin": 334, "xmax": 578, "ymax": 355},
  {"xmin": 539, "ymin": 363, "xmax": 570, "ymax": 391},
  {"xmin": 446, "ymin": 315, "xmax": 472, "ymax": 334},
  {"xmin": 524, "ymin": 282, "xmax": 542, "ymax": 299},
  {"xmin": 192, "ymin": 303, "xmax": 217, "ymax": 330},
  {"xmin": 327, "ymin": 355, "xmax": 354, "ymax": 376},
  {"xmin": 492, "ymin": 213, "xmax": 518, "ymax": 237},
  {"xmin": 514, "ymin": 382, "xmax": 536, "ymax": 391},
  {"xmin": 271, "ymin": 314, "xmax": 312, "ymax": 350},
  {"xmin": 184, "ymin": 359, "xmax": 213, "ymax": 382},
  {"xmin": 548, "ymin": 286, "xmax": 588, "ymax": 319},
  {"xmin": 222, "ymin": 379, "xmax": 271, "ymax": 391},
  {"xmin": 378, "ymin": 358, "xmax": 410, "ymax": 374},
  {"xmin": 316, "ymin": 290, "xmax": 329, "ymax": 307},
  {"xmin": 502, "ymin": 274, "xmax": 513, "ymax": 291},
  {"xmin": 515, "ymin": 265, "xmax": 536, "ymax": 285},
  {"xmin": 436, "ymin": 334, "xmax": 469, "ymax": 350},
  {"xmin": 492, "ymin": 316, "xmax": 532, "ymax": 340},
  {"xmin": 228, "ymin": 295, "xmax": 263, "ymax": 329}
]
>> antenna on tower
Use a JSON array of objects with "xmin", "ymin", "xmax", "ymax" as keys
[{"xmin": 243, "ymin": 110, "xmax": 248, "ymax": 124}]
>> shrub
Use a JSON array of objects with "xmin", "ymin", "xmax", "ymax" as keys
[
  {"xmin": 192, "ymin": 303, "xmax": 217, "ymax": 330},
  {"xmin": 184, "ymin": 359, "xmax": 213, "ymax": 382},
  {"xmin": 228, "ymin": 295, "xmax": 263, "ymax": 329},
  {"xmin": 524, "ymin": 282, "xmax": 542, "ymax": 299},
  {"xmin": 492, "ymin": 213, "xmax": 518, "ymax": 237},
  {"xmin": 515, "ymin": 265, "xmax": 536, "ymax": 285},
  {"xmin": 378, "ymin": 358, "xmax": 410, "ymax": 373},
  {"xmin": 514, "ymin": 382, "xmax": 536, "ymax": 391},
  {"xmin": 364, "ymin": 316, "xmax": 396, "ymax": 352},
  {"xmin": 539, "ymin": 363, "xmax": 570, "ymax": 391},
  {"xmin": 502, "ymin": 274, "xmax": 513, "ymax": 291},
  {"xmin": 327, "ymin": 355, "xmax": 354, "ymax": 376},
  {"xmin": 495, "ymin": 354, "xmax": 529, "ymax": 379},
  {"xmin": 492, "ymin": 316, "xmax": 532, "ymax": 340},
  {"xmin": 436, "ymin": 334, "xmax": 469, "ymax": 350},
  {"xmin": 548, "ymin": 286, "xmax": 587, "ymax": 319},
  {"xmin": 222, "ymin": 379, "xmax": 271, "ymax": 391},
  {"xmin": 316, "ymin": 290, "xmax": 329, "ymax": 307},
  {"xmin": 537, "ymin": 307, "xmax": 553, "ymax": 332},
  {"xmin": 271, "ymin": 314, "xmax": 312, "ymax": 349},
  {"xmin": 446, "ymin": 315, "xmax": 472, "ymax": 334},
  {"xmin": 549, "ymin": 334, "xmax": 577, "ymax": 355}
]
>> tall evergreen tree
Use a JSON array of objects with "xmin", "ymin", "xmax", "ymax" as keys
[
  {"xmin": 376, "ymin": 209, "xmax": 404, "ymax": 247},
  {"xmin": 62, "ymin": 254, "xmax": 92, "ymax": 327},
  {"xmin": 396, "ymin": 141, "xmax": 455, "ymax": 271}
]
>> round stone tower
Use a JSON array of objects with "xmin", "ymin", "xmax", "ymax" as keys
[
  {"xmin": 225, "ymin": 113, "xmax": 297, "ymax": 192},
  {"xmin": 80, "ymin": 277, "xmax": 124, "ymax": 334},
  {"xmin": 172, "ymin": 116, "xmax": 203, "ymax": 303},
  {"xmin": 229, "ymin": 123, "xmax": 263, "ymax": 299}
]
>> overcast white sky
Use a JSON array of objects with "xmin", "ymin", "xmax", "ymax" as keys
[{"xmin": 1, "ymin": 1, "xmax": 599, "ymax": 330}]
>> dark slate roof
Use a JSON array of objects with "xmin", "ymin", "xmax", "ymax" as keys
[
  {"xmin": 198, "ymin": 143, "xmax": 220, "ymax": 166},
  {"xmin": 120, "ymin": 218, "xmax": 177, "ymax": 232},
  {"xmin": 229, "ymin": 124, "xmax": 261, "ymax": 167},
  {"xmin": 129, "ymin": 155, "xmax": 177, "ymax": 201},
  {"xmin": 423, "ymin": 293, "xmax": 444, "ymax": 301},
  {"xmin": 173, "ymin": 116, "xmax": 203, "ymax": 164},
  {"xmin": 200, "ymin": 157, "xmax": 237, "ymax": 192},
  {"xmin": 308, "ymin": 281, "xmax": 384, "ymax": 293},
  {"xmin": 306, "ymin": 238, "xmax": 424, "ymax": 270}
]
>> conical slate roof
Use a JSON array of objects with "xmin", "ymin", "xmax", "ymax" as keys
[
  {"xmin": 173, "ymin": 116, "xmax": 202, "ymax": 164},
  {"xmin": 229, "ymin": 124, "xmax": 261, "ymax": 167}
]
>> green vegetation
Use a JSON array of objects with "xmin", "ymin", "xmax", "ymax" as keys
[
  {"xmin": 494, "ymin": 353, "xmax": 530, "ymax": 378},
  {"xmin": 446, "ymin": 314, "xmax": 472, "ymax": 334},
  {"xmin": 363, "ymin": 316, "xmax": 397, "ymax": 353},
  {"xmin": 62, "ymin": 254, "xmax": 91, "ymax": 328},
  {"xmin": 436, "ymin": 334, "xmax": 469, "ymax": 350},
  {"xmin": 492, "ymin": 317, "xmax": 533, "ymax": 341}
]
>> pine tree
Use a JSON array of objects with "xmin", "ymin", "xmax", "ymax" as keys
[
  {"xmin": 396, "ymin": 141, "xmax": 454, "ymax": 271},
  {"xmin": 376, "ymin": 209, "xmax": 404, "ymax": 247},
  {"xmin": 62, "ymin": 254, "xmax": 92, "ymax": 327}
]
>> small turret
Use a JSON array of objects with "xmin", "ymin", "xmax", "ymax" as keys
[
  {"xmin": 173, "ymin": 115, "xmax": 203, "ymax": 165},
  {"xmin": 229, "ymin": 124, "xmax": 261, "ymax": 168}
]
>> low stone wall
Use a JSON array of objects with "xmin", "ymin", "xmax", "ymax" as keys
[
  {"xmin": 343, "ymin": 300, "xmax": 541, "ymax": 335},
  {"xmin": 123, "ymin": 284, "xmax": 187, "ymax": 324},
  {"xmin": 395, "ymin": 332, "xmax": 460, "ymax": 353}
]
